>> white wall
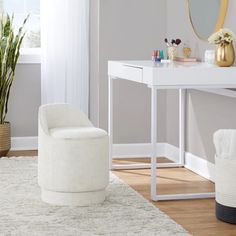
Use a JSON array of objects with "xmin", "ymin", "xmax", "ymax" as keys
[
  {"xmin": 99, "ymin": 0, "xmax": 167, "ymax": 143},
  {"xmin": 166, "ymin": 0, "xmax": 236, "ymax": 163}
]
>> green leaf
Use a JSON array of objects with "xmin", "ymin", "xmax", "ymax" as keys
[{"xmin": 0, "ymin": 14, "xmax": 28, "ymax": 123}]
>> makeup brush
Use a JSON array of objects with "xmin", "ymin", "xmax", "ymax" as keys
[
  {"xmin": 175, "ymin": 39, "xmax": 182, "ymax": 45},
  {"xmin": 164, "ymin": 38, "xmax": 170, "ymax": 47}
]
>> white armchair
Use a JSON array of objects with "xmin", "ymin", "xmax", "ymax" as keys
[{"xmin": 38, "ymin": 104, "xmax": 109, "ymax": 206}]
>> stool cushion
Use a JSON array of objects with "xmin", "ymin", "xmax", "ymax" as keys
[{"xmin": 49, "ymin": 127, "xmax": 107, "ymax": 139}]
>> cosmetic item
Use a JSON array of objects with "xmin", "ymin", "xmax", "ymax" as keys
[
  {"xmin": 165, "ymin": 38, "xmax": 182, "ymax": 47},
  {"xmin": 165, "ymin": 38, "xmax": 182, "ymax": 60},
  {"xmin": 160, "ymin": 50, "xmax": 164, "ymax": 59},
  {"xmin": 156, "ymin": 50, "xmax": 162, "ymax": 62},
  {"xmin": 205, "ymin": 50, "xmax": 215, "ymax": 64},
  {"xmin": 156, "ymin": 50, "xmax": 160, "ymax": 61},
  {"xmin": 167, "ymin": 46, "xmax": 178, "ymax": 60},
  {"xmin": 183, "ymin": 42, "xmax": 191, "ymax": 58},
  {"xmin": 164, "ymin": 38, "xmax": 170, "ymax": 47},
  {"xmin": 152, "ymin": 50, "xmax": 163, "ymax": 62},
  {"xmin": 152, "ymin": 50, "xmax": 157, "ymax": 61}
]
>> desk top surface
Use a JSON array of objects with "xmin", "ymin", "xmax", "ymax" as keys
[
  {"xmin": 108, "ymin": 60, "xmax": 236, "ymax": 88},
  {"xmin": 110, "ymin": 60, "xmax": 236, "ymax": 70}
]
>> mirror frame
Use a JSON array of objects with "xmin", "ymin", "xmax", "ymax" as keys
[{"xmin": 187, "ymin": 0, "xmax": 228, "ymax": 41}]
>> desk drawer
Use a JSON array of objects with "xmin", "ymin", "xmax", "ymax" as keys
[{"xmin": 123, "ymin": 65, "xmax": 143, "ymax": 83}]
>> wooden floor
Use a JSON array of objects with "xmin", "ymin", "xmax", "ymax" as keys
[
  {"xmin": 113, "ymin": 158, "xmax": 236, "ymax": 236},
  {"xmin": 5, "ymin": 152, "xmax": 236, "ymax": 236},
  {"xmin": 6, "ymin": 150, "xmax": 38, "ymax": 157}
]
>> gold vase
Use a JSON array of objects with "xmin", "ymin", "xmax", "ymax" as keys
[{"xmin": 215, "ymin": 42, "xmax": 235, "ymax": 67}]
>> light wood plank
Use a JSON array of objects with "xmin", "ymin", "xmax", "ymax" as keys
[
  {"xmin": 113, "ymin": 158, "xmax": 236, "ymax": 236},
  {"xmin": 6, "ymin": 150, "xmax": 38, "ymax": 157}
]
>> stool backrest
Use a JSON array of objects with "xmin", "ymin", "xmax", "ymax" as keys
[{"xmin": 39, "ymin": 104, "xmax": 93, "ymax": 131}]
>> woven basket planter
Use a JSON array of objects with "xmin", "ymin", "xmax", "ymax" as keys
[{"xmin": 0, "ymin": 122, "xmax": 11, "ymax": 157}]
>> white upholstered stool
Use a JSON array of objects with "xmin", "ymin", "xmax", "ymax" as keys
[
  {"xmin": 214, "ymin": 129, "xmax": 236, "ymax": 224},
  {"xmin": 38, "ymin": 104, "xmax": 109, "ymax": 206}
]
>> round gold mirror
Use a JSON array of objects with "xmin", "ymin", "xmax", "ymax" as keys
[{"xmin": 187, "ymin": 0, "xmax": 228, "ymax": 40}]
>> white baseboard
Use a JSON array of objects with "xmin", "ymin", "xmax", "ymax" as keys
[
  {"xmin": 163, "ymin": 143, "xmax": 215, "ymax": 182},
  {"xmin": 114, "ymin": 142, "xmax": 215, "ymax": 182},
  {"xmin": 113, "ymin": 143, "xmax": 178, "ymax": 162},
  {"xmin": 164, "ymin": 143, "xmax": 179, "ymax": 163},
  {"xmin": 9, "ymin": 137, "xmax": 215, "ymax": 182},
  {"xmin": 11, "ymin": 136, "xmax": 38, "ymax": 151},
  {"xmin": 164, "ymin": 144, "xmax": 215, "ymax": 182},
  {"xmin": 113, "ymin": 143, "xmax": 166, "ymax": 158},
  {"xmin": 185, "ymin": 152, "xmax": 215, "ymax": 182}
]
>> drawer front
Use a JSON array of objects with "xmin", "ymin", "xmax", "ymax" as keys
[{"xmin": 123, "ymin": 65, "xmax": 143, "ymax": 83}]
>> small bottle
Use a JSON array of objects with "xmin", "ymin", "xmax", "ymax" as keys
[
  {"xmin": 183, "ymin": 42, "xmax": 191, "ymax": 58},
  {"xmin": 152, "ymin": 50, "xmax": 157, "ymax": 61},
  {"xmin": 160, "ymin": 50, "xmax": 164, "ymax": 59},
  {"xmin": 156, "ymin": 50, "xmax": 160, "ymax": 62}
]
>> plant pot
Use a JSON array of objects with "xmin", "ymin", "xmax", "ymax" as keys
[
  {"xmin": 0, "ymin": 122, "xmax": 11, "ymax": 157},
  {"xmin": 215, "ymin": 42, "xmax": 235, "ymax": 67}
]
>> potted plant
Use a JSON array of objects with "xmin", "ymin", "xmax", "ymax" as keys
[
  {"xmin": 208, "ymin": 28, "xmax": 236, "ymax": 67},
  {"xmin": 0, "ymin": 14, "xmax": 28, "ymax": 156}
]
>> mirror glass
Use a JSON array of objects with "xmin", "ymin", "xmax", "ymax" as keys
[{"xmin": 188, "ymin": 0, "xmax": 227, "ymax": 40}]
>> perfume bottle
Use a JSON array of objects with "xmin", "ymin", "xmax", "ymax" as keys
[{"xmin": 183, "ymin": 42, "xmax": 191, "ymax": 58}]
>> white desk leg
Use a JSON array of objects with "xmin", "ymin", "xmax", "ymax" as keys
[
  {"xmin": 149, "ymin": 88, "xmax": 214, "ymax": 201},
  {"xmin": 108, "ymin": 76, "xmax": 113, "ymax": 170},
  {"xmin": 151, "ymin": 86, "xmax": 157, "ymax": 200},
  {"xmin": 179, "ymin": 89, "xmax": 186, "ymax": 166}
]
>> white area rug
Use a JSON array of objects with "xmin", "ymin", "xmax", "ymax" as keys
[{"xmin": 0, "ymin": 157, "xmax": 190, "ymax": 236}]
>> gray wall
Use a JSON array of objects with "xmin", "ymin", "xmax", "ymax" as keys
[
  {"xmin": 9, "ymin": 1, "xmax": 167, "ymax": 142},
  {"xmin": 8, "ymin": 2, "xmax": 99, "ymax": 138},
  {"xmin": 99, "ymin": 0, "xmax": 167, "ymax": 143},
  {"xmin": 9, "ymin": 0, "xmax": 236, "ymax": 164},
  {"xmin": 6, "ymin": 64, "xmax": 41, "ymax": 137},
  {"xmin": 89, "ymin": 0, "xmax": 99, "ymax": 126},
  {"xmin": 166, "ymin": 0, "xmax": 236, "ymax": 162}
]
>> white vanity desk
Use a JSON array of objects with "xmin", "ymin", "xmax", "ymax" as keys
[{"xmin": 108, "ymin": 60, "xmax": 236, "ymax": 201}]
